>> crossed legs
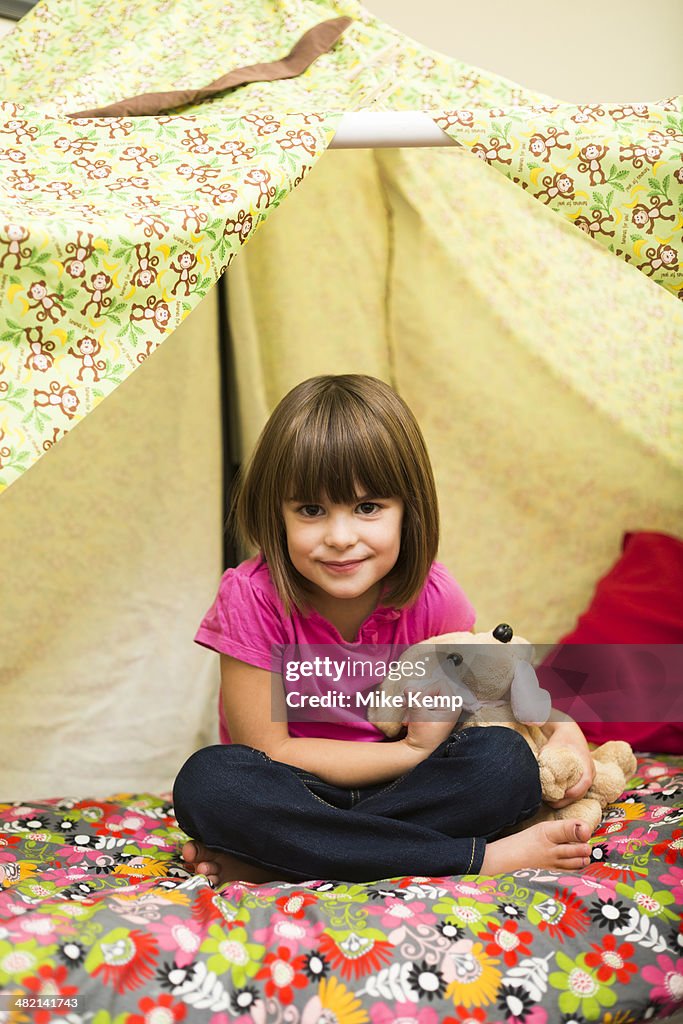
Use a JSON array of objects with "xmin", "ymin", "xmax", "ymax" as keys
[{"xmin": 173, "ymin": 729, "xmax": 592, "ymax": 887}]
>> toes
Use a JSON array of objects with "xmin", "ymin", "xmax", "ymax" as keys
[
  {"xmin": 562, "ymin": 856, "xmax": 590, "ymax": 870},
  {"xmin": 181, "ymin": 842, "xmax": 224, "ymax": 884},
  {"xmin": 196, "ymin": 866, "xmax": 218, "ymax": 888},
  {"xmin": 182, "ymin": 840, "xmax": 199, "ymax": 862},
  {"xmin": 549, "ymin": 819, "xmax": 590, "ymax": 845},
  {"xmin": 561, "ymin": 820, "xmax": 583, "ymax": 843},
  {"xmin": 196, "ymin": 860, "xmax": 217, "ymax": 876},
  {"xmin": 559, "ymin": 843, "xmax": 591, "ymax": 861}
]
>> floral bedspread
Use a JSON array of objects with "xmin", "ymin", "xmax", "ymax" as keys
[{"xmin": 0, "ymin": 754, "xmax": 681, "ymax": 1024}]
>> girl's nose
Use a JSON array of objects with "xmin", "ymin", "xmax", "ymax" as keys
[{"xmin": 325, "ymin": 512, "xmax": 357, "ymax": 548}]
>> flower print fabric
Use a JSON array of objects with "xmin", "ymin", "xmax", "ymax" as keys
[{"xmin": 0, "ymin": 754, "xmax": 680, "ymax": 1021}]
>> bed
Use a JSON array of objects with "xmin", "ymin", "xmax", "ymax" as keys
[{"xmin": 1, "ymin": 752, "xmax": 681, "ymax": 1022}]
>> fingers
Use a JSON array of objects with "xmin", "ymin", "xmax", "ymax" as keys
[
  {"xmin": 545, "ymin": 796, "xmax": 572, "ymax": 809},
  {"xmin": 564, "ymin": 773, "xmax": 593, "ymax": 801},
  {"xmin": 548, "ymin": 767, "xmax": 594, "ymax": 807}
]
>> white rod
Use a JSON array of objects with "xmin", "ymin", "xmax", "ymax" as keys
[{"xmin": 328, "ymin": 111, "xmax": 459, "ymax": 149}]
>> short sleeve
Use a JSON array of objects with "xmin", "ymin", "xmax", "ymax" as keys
[
  {"xmin": 194, "ymin": 570, "xmax": 287, "ymax": 670},
  {"xmin": 422, "ymin": 561, "xmax": 476, "ymax": 636}
]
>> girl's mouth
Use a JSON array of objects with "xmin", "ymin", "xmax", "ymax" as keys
[{"xmin": 322, "ymin": 559, "xmax": 366, "ymax": 574}]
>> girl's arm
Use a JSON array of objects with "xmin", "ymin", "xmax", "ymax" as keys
[
  {"xmin": 220, "ymin": 654, "xmax": 453, "ymax": 788},
  {"xmin": 540, "ymin": 710, "xmax": 596, "ymax": 808}
]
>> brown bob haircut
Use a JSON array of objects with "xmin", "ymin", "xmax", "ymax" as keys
[{"xmin": 229, "ymin": 374, "xmax": 440, "ymax": 615}]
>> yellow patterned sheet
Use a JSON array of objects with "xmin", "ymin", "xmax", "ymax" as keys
[{"xmin": 0, "ymin": 0, "xmax": 681, "ymax": 491}]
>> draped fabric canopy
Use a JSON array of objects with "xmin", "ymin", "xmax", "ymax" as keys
[
  {"xmin": 1, "ymin": 0, "xmax": 681, "ymax": 798},
  {"xmin": 0, "ymin": 0, "xmax": 681, "ymax": 491}
]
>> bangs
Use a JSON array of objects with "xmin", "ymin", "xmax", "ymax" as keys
[{"xmin": 283, "ymin": 397, "xmax": 408, "ymax": 504}]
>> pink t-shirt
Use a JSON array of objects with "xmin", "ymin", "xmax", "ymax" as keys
[{"xmin": 195, "ymin": 555, "xmax": 476, "ymax": 744}]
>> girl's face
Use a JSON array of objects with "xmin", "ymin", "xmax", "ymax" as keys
[{"xmin": 282, "ymin": 489, "xmax": 404, "ymax": 610}]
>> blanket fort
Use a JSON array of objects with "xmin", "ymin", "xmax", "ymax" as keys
[{"xmin": 0, "ymin": 0, "xmax": 681, "ymax": 491}]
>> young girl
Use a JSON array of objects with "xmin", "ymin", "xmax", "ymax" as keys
[{"xmin": 173, "ymin": 374, "xmax": 594, "ymax": 886}]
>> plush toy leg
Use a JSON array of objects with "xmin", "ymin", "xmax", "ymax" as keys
[
  {"xmin": 537, "ymin": 745, "xmax": 583, "ymax": 802},
  {"xmin": 551, "ymin": 797, "xmax": 603, "ymax": 834},
  {"xmin": 586, "ymin": 762, "xmax": 630, "ymax": 807},
  {"xmin": 591, "ymin": 740, "xmax": 637, "ymax": 779}
]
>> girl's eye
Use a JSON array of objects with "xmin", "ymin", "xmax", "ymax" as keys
[
  {"xmin": 357, "ymin": 501, "xmax": 381, "ymax": 515},
  {"xmin": 298, "ymin": 504, "xmax": 323, "ymax": 517}
]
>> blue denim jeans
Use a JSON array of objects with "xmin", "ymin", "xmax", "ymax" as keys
[{"xmin": 172, "ymin": 726, "xmax": 542, "ymax": 883}]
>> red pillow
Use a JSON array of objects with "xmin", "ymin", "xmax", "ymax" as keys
[{"xmin": 540, "ymin": 531, "xmax": 683, "ymax": 753}]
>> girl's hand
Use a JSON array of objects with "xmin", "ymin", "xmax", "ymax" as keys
[
  {"xmin": 543, "ymin": 722, "xmax": 596, "ymax": 809},
  {"xmin": 402, "ymin": 681, "xmax": 463, "ymax": 755}
]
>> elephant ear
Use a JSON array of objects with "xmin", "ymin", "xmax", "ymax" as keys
[
  {"xmin": 510, "ymin": 660, "xmax": 552, "ymax": 725},
  {"xmin": 509, "ymin": 636, "xmax": 536, "ymax": 663}
]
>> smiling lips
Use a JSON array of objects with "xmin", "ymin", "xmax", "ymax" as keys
[{"xmin": 322, "ymin": 559, "xmax": 367, "ymax": 573}]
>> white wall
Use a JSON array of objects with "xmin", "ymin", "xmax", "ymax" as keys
[{"xmin": 362, "ymin": 0, "xmax": 683, "ymax": 104}]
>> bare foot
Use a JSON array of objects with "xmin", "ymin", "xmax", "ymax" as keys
[
  {"xmin": 181, "ymin": 840, "xmax": 281, "ymax": 887},
  {"xmin": 480, "ymin": 819, "xmax": 592, "ymax": 874}
]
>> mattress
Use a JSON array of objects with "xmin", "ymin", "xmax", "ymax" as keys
[{"xmin": 1, "ymin": 753, "xmax": 681, "ymax": 1022}]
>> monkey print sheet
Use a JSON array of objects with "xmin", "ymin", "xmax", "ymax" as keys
[
  {"xmin": 0, "ymin": 752, "xmax": 681, "ymax": 1022},
  {"xmin": 0, "ymin": 0, "xmax": 681, "ymax": 492}
]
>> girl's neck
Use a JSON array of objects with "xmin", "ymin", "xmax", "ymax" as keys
[{"xmin": 306, "ymin": 582, "xmax": 383, "ymax": 643}]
